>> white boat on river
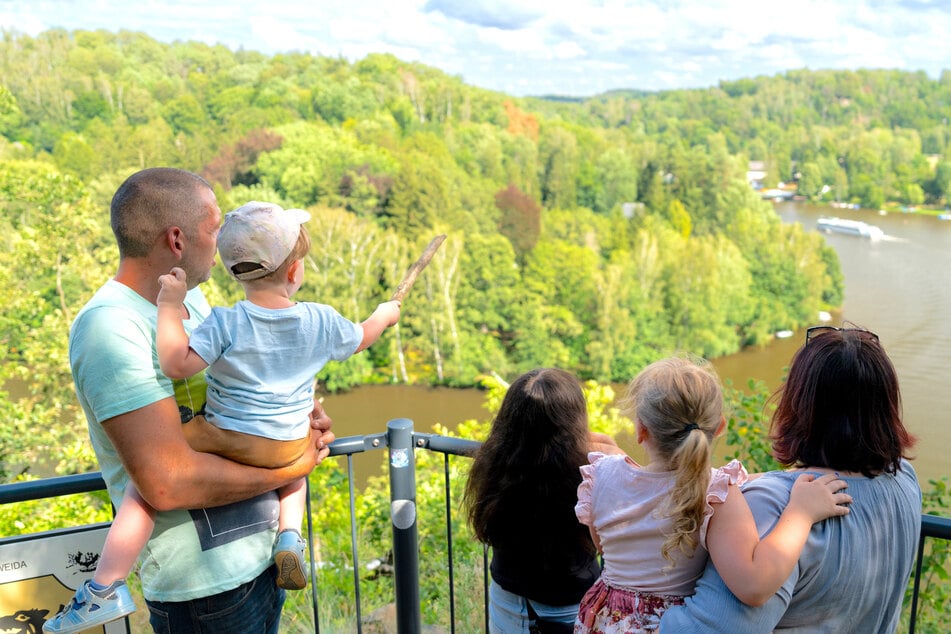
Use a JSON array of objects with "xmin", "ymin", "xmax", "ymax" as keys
[{"xmin": 816, "ymin": 216, "xmax": 884, "ymax": 239}]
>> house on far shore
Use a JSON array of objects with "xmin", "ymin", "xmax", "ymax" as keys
[{"xmin": 747, "ymin": 160, "xmax": 767, "ymax": 190}]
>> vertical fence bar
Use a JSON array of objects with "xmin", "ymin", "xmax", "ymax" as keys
[
  {"xmin": 387, "ymin": 418, "xmax": 421, "ymax": 633},
  {"xmin": 908, "ymin": 532, "xmax": 926, "ymax": 634},
  {"xmin": 348, "ymin": 455, "xmax": 364, "ymax": 633},
  {"xmin": 305, "ymin": 478, "xmax": 320, "ymax": 633},
  {"xmin": 444, "ymin": 453, "xmax": 457, "ymax": 633}
]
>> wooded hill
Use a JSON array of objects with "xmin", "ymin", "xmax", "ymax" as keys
[{"xmin": 3, "ymin": 28, "xmax": 946, "ymax": 397}]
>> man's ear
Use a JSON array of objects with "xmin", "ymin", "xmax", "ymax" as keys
[{"xmin": 165, "ymin": 226, "xmax": 185, "ymax": 257}]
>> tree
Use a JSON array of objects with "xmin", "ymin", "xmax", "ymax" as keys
[
  {"xmin": 312, "ymin": 76, "xmax": 379, "ymax": 124},
  {"xmin": 0, "ymin": 85, "xmax": 23, "ymax": 136},
  {"xmin": 667, "ymin": 199, "xmax": 692, "ymax": 239},
  {"xmin": 72, "ymin": 90, "xmax": 112, "ymax": 123},
  {"xmin": 454, "ymin": 233, "xmax": 520, "ymax": 376},
  {"xmin": 926, "ymin": 160, "xmax": 951, "ymax": 204},
  {"xmin": 494, "ymin": 184, "xmax": 541, "ymax": 257},
  {"xmin": 520, "ymin": 238, "xmax": 599, "ymax": 370},
  {"xmin": 537, "ymin": 124, "xmax": 578, "ymax": 209},
  {"xmin": 163, "ymin": 94, "xmax": 206, "ymax": 135},
  {"xmin": 593, "ymin": 148, "xmax": 638, "ymax": 214},
  {"xmin": 52, "ymin": 131, "xmax": 97, "ymax": 180},
  {"xmin": 0, "ymin": 160, "xmax": 113, "ymax": 481},
  {"xmin": 503, "ymin": 100, "xmax": 539, "ymax": 141},
  {"xmin": 201, "ymin": 128, "xmax": 283, "ymax": 189},
  {"xmin": 797, "ymin": 160, "xmax": 824, "ymax": 201}
]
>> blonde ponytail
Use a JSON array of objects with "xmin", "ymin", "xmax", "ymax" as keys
[
  {"xmin": 662, "ymin": 426, "xmax": 712, "ymax": 562},
  {"xmin": 622, "ymin": 356, "xmax": 723, "ymax": 564}
]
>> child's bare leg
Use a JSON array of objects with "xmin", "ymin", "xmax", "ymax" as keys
[
  {"xmin": 278, "ymin": 477, "xmax": 306, "ymax": 533},
  {"xmin": 94, "ymin": 484, "xmax": 156, "ymax": 585},
  {"xmin": 274, "ymin": 477, "xmax": 308, "ymax": 590},
  {"xmin": 43, "ymin": 486, "xmax": 149, "ymax": 632}
]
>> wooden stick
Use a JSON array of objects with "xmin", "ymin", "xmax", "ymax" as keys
[{"xmin": 390, "ymin": 234, "xmax": 447, "ymax": 301}]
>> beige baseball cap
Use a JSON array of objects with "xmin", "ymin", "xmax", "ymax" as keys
[{"xmin": 217, "ymin": 201, "xmax": 311, "ymax": 281}]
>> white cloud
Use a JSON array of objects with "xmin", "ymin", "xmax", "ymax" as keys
[
  {"xmin": 477, "ymin": 25, "xmax": 547, "ymax": 55},
  {"xmin": 552, "ymin": 40, "xmax": 586, "ymax": 60},
  {"xmin": 1, "ymin": 0, "xmax": 949, "ymax": 96}
]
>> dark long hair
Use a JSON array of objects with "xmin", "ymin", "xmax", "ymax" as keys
[
  {"xmin": 464, "ymin": 368, "xmax": 591, "ymax": 551},
  {"xmin": 770, "ymin": 328, "xmax": 915, "ymax": 476}
]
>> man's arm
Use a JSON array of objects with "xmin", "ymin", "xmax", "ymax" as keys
[{"xmin": 104, "ymin": 397, "xmax": 329, "ymax": 511}]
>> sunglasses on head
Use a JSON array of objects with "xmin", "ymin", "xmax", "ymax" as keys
[{"xmin": 805, "ymin": 325, "xmax": 880, "ymax": 345}]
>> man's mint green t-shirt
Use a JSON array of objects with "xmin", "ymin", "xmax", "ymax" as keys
[{"xmin": 69, "ymin": 279, "xmax": 279, "ymax": 602}]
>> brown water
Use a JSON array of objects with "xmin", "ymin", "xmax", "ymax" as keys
[
  {"xmin": 317, "ymin": 384, "xmax": 490, "ymax": 483},
  {"xmin": 323, "ymin": 203, "xmax": 951, "ymax": 486}
]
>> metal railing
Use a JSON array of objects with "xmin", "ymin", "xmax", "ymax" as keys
[
  {"xmin": 317, "ymin": 418, "xmax": 480, "ymax": 632},
  {"xmin": 2, "ymin": 419, "xmax": 949, "ymax": 633}
]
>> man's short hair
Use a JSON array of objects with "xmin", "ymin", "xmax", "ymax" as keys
[{"xmin": 111, "ymin": 168, "xmax": 212, "ymax": 258}]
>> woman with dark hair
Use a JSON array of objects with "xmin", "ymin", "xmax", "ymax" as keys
[
  {"xmin": 464, "ymin": 368, "xmax": 618, "ymax": 633},
  {"xmin": 661, "ymin": 326, "xmax": 922, "ymax": 633}
]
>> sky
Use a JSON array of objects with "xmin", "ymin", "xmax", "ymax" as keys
[{"xmin": 2, "ymin": 0, "xmax": 951, "ymax": 98}]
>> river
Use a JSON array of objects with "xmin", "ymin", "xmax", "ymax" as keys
[{"xmin": 322, "ymin": 202, "xmax": 950, "ymax": 486}]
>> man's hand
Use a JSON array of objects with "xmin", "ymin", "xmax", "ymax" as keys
[{"xmin": 310, "ymin": 399, "xmax": 334, "ymax": 464}]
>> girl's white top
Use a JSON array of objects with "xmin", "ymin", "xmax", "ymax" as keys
[{"xmin": 575, "ymin": 452, "xmax": 747, "ymax": 595}]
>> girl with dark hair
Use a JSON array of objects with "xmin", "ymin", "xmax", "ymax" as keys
[
  {"xmin": 464, "ymin": 368, "xmax": 617, "ymax": 632},
  {"xmin": 662, "ymin": 327, "xmax": 922, "ymax": 633}
]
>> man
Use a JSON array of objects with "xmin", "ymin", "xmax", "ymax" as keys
[{"xmin": 67, "ymin": 168, "xmax": 333, "ymax": 633}]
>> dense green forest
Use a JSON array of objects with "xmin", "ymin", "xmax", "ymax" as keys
[
  {"xmin": 5, "ymin": 26, "xmax": 951, "ymax": 453},
  {"xmin": 0, "ymin": 28, "xmax": 874, "ymax": 391},
  {"xmin": 1, "ymin": 29, "xmax": 949, "ymax": 630}
]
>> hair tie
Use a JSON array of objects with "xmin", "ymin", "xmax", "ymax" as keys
[{"xmin": 683, "ymin": 422, "xmax": 700, "ymax": 433}]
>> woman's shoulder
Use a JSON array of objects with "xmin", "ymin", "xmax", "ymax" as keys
[{"xmin": 896, "ymin": 458, "xmax": 919, "ymax": 483}]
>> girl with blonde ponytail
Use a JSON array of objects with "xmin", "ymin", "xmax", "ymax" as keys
[{"xmin": 574, "ymin": 356, "xmax": 852, "ymax": 633}]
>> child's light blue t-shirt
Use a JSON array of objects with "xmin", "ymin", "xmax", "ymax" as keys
[{"xmin": 188, "ymin": 300, "xmax": 363, "ymax": 441}]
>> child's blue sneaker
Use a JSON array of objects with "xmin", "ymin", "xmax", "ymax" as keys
[
  {"xmin": 273, "ymin": 528, "xmax": 307, "ymax": 590},
  {"xmin": 43, "ymin": 579, "xmax": 136, "ymax": 633}
]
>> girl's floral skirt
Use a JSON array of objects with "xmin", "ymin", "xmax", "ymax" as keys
[{"xmin": 574, "ymin": 579, "xmax": 685, "ymax": 634}]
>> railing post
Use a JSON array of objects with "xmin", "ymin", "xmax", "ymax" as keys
[{"xmin": 387, "ymin": 418, "xmax": 421, "ymax": 633}]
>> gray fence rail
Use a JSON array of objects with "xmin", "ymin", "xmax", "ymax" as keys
[{"xmin": 2, "ymin": 419, "xmax": 949, "ymax": 633}]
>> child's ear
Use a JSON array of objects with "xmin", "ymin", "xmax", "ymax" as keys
[
  {"xmin": 635, "ymin": 419, "xmax": 649, "ymax": 444},
  {"xmin": 714, "ymin": 415, "xmax": 727, "ymax": 437},
  {"xmin": 287, "ymin": 259, "xmax": 302, "ymax": 281}
]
